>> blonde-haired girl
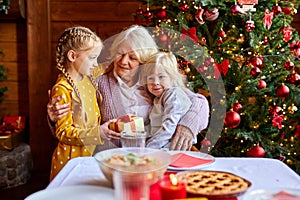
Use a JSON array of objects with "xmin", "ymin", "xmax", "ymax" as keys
[
  {"xmin": 141, "ymin": 51, "xmax": 192, "ymax": 149},
  {"xmin": 49, "ymin": 26, "xmax": 113, "ymax": 181}
]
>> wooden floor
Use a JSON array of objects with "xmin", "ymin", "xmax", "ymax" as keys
[{"xmin": 0, "ymin": 170, "xmax": 50, "ymax": 200}]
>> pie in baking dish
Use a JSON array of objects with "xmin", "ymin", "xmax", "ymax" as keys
[{"xmin": 176, "ymin": 170, "xmax": 251, "ymax": 197}]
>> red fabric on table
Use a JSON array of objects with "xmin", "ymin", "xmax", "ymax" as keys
[
  {"xmin": 149, "ymin": 172, "xmax": 237, "ymax": 200},
  {"xmin": 169, "ymin": 152, "xmax": 214, "ymax": 168}
]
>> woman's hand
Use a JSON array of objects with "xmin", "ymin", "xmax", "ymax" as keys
[
  {"xmin": 47, "ymin": 90, "xmax": 70, "ymax": 123},
  {"xmin": 169, "ymin": 125, "xmax": 193, "ymax": 150},
  {"xmin": 100, "ymin": 119, "xmax": 120, "ymax": 140}
]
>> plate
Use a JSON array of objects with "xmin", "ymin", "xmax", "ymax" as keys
[
  {"xmin": 242, "ymin": 188, "xmax": 300, "ymax": 200},
  {"xmin": 25, "ymin": 185, "xmax": 114, "ymax": 200},
  {"xmin": 167, "ymin": 151, "xmax": 215, "ymax": 170}
]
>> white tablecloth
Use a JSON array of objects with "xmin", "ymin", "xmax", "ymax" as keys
[{"xmin": 47, "ymin": 155, "xmax": 300, "ymax": 199}]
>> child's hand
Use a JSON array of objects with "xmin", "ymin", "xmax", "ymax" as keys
[{"xmin": 100, "ymin": 119, "xmax": 120, "ymax": 140}]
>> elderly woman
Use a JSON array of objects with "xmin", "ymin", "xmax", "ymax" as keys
[{"xmin": 47, "ymin": 25, "xmax": 209, "ymax": 151}]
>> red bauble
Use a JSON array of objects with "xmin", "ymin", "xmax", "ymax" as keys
[
  {"xmin": 245, "ymin": 20, "xmax": 255, "ymax": 32},
  {"xmin": 282, "ymin": 7, "xmax": 292, "ymax": 15},
  {"xmin": 218, "ymin": 29, "xmax": 226, "ymax": 38},
  {"xmin": 294, "ymin": 48, "xmax": 300, "ymax": 57},
  {"xmin": 276, "ymin": 84, "xmax": 290, "ymax": 98},
  {"xmin": 179, "ymin": 3, "xmax": 189, "ymax": 12},
  {"xmin": 157, "ymin": 8, "xmax": 167, "ymax": 20},
  {"xmin": 158, "ymin": 33, "xmax": 168, "ymax": 42},
  {"xmin": 204, "ymin": 8, "xmax": 219, "ymax": 21},
  {"xmin": 136, "ymin": 8, "xmax": 143, "ymax": 15},
  {"xmin": 249, "ymin": 57, "xmax": 263, "ymax": 68},
  {"xmin": 295, "ymin": 125, "xmax": 300, "ymax": 138},
  {"xmin": 284, "ymin": 61, "xmax": 294, "ymax": 70},
  {"xmin": 233, "ymin": 102, "xmax": 243, "ymax": 112},
  {"xmin": 272, "ymin": 5, "xmax": 282, "ymax": 15},
  {"xmin": 286, "ymin": 72, "xmax": 300, "ymax": 85},
  {"xmin": 257, "ymin": 79, "xmax": 267, "ymax": 89},
  {"xmin": 262, "ymin": 37, "xmax": 268, "ymax": 44},
  {"xmin": 143, "ymin": 10, "xmax": 153, "ymax": 20},
  {"xmin": 224, "ymin": 110, "xmax": 241, "ymax": 128},
  {"xmin": 250, "ymin": 66, "xmax": 261, "ymax": 78},
  {"xmin": 248, "ymin": 146, "xmax": 266, "ymax": 157}
]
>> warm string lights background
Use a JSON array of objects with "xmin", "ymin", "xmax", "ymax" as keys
[{"xmin": 133, "ymin": 0, "xmax": 300, "ymax": 174}]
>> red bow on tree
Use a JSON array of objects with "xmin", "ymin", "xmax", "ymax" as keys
[
  {"xmin": 281, "ymin": 26, "xmax": 293, "ymax": 42},
  {"xmin": 180, "ymin": 27, "xmax": 199, "ymax": 43},
  {"xmin": 214, "ymin": 59, "xmax": 229, "ymax": 79},
  {"xmin": 263, "ymin": 9, "xmax": 274, "ymax": 30},
  {"xmin": 272, "ymin": 113, "xmax": 284, "ymax": 130}
]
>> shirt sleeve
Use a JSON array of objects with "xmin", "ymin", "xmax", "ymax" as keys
[
  {"xmin": 177, "ymin": 89, "xmax": 210, "ymax": 138},
  {"xmin": 52, "ymin": 84, "xmax": 103, "ymax": 146},
  {"xmin": 146, "ymin": 88, "xmax": 191, "ymax": 148}
]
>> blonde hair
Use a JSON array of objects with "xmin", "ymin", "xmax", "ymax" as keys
[
  {"xmin": 56, "ymin": 26, "xmax": 103, "ymax": 101},
  {"xmin": 109, "ymin": 25, "xmax": 159, "ymax": 64},
  {"xmin": 141, "ymin": 51, "xmax": 187, "ymax": 89}
]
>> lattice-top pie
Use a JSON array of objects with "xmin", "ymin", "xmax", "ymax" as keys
[{"xmin": 176, "ymin": 170, "xmax": 251, "ymax": 197}]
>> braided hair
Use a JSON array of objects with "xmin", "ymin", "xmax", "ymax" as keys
[{"xmin": 55, "ymin": 26, "xmax": 102, "ymax": 101}]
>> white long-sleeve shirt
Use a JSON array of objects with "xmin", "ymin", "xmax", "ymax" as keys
[{"xmin": 146, "ymin": 87, "xmax": 192, "ymax": 149}]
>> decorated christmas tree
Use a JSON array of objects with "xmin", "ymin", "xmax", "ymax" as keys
[{"xmin": 133, "ymin": 0, "xmax": 300, "ymax": 174}]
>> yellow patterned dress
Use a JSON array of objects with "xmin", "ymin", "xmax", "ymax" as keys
[{"xmin": 49, "ymin": 74, "xmax": 103, "ymax": 181}]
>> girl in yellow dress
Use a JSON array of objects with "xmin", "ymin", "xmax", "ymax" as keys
[{"xmin": 49, "ymin": 26, "xmax": 113, "ymax": 181}]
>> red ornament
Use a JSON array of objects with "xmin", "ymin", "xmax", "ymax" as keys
[
  {"xmin": 179, "ymin": 3, "xmax": 189, "ymax": 12},
  {"xmin": 284, "ymin": 61, "xmax": 294, "ymax": 70},
  {"xmin": 195, "ymin": 8, "xmax": 205, "ymax": 24},
  {"xmin": 282, "ymin": 7, "xmax": 293, "ymax": 15},
  {"xmin": 158, "ymin": 33, "xmax": 168, "ymax": 43},
  {"xmin": 262, "ymin": 37, "xmax": 268, "ymax": 44},
  {"xmin": 272, "ymin": 5, "xmax": 282, "ymax": 15},
  {"xmin": 250, "ymin": 66, "xmax": 261, "ymax": 78},
  {"xmin": 263, "ymin": 9, "xmax": 274, "ymax": 30},
  {"xmin": 269, "ymin": 105, "xmax": 282, "ymax": 115},
  {"xmin": 281, "ymin": 26, "xmax": 293, "ymax": 42},
  {"xmin": 204, "ymin": 7, "xmax": 219, "ymax": 21},
  {"xmin": 286, "ymin": 72, "xmax": 300, "ymax": 85},
  {"xmin": 249, "ymin": 57, "xmax": 263, "ymax": 68},
  {"xmin": 233, "ymin": 102, "xmax": 243, "ymax": 112},
  {"xmin": 276, "ymin": 84, "xmax": 290, "ymax": 98},
  {"xmin": 295, "ymin": 125, "xmax": 300, "ymax": 138},
  {"xmin": 257, "ymin": 79, "xmax": 267, "ymax": 89},
  {"xmin": 157, "ymin": 8, "xmax": 167, "ymax": 20},
  {"xmin": 290, "ymin": 41, "xmax": 300, "ymax": 57},
  {"xmin": 230, "ymin": 4, "xmax": 246, "ymax": 15},
  {"xmin": 245, "ymin": 20, "xmax": 255, "ymax": 32},
  {"xmin": 136, "ymin": 8, "xmax": 143, "ymax": 15},
  {"xmin": 248, "ymin": 146, "xmax": 266, "ymax": 157},
  {"xmin": 143, "ymin": 10, "xmax": 153, "ymax": 20},
  {"xmin": 224, "ymin": 110, "xmax": 241, "ymax": 128},
  {"xmin": 218, "ymin": 29, "xmax": 226, "ymax": 38}
]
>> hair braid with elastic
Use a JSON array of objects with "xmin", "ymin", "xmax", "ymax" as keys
[{"xmin": 55, "ymin": 26, "xmax": 101, "ymax": 102}]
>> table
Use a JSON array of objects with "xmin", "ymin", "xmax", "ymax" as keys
[{"xmin": 47, "ymin": 155, "xmax": 300, "ymax": 199}]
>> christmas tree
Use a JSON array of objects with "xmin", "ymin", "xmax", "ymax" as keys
[{"xmin": 133, "ymin": 0, "xmax": 300, "ymax": 174}]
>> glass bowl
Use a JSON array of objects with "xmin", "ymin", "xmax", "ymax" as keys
[{"xmin": 94, "ymin": 147, "xmax": 171, "ymax": 185}]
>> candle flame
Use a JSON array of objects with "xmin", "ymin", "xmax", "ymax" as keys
[{"xmin": 169, "ymin": 174, "xmax": 178, "ymax": 185}]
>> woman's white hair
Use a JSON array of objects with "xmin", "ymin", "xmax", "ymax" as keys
[{"xmin": 109, "ymin": 25, "xmax": 159, "ymax": 64}]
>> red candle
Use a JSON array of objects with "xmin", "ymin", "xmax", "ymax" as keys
[{"xmin": 159, "ymin": 174, "xmax": 186, "ymax": 200}]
